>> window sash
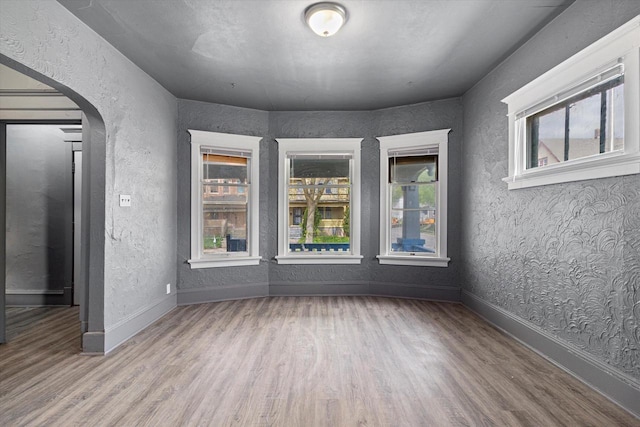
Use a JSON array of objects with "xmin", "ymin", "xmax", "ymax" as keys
[
  {"xmin": 200, "ymin": 151, "xmax": 251, "ymax": 256},
  {"xmin": 203, "ymin": 182, "xmax": 249, "ymax": 188},
  {"xmin": 285, "ymin": 155, "xmax": 353, "ymax": 255},
  {"xmin": 389, "ymin": 155, "xmax": 439, "ymax": 183},
  {"xmin": 526, "ymin": 75, "xmax": 624, "ymax": 169},
  {"xmin": 515, "ymin": 63, "xmax": 623, "ymax": 120},
  {"xmin": 388, "ymin": 181, "xmax": 439, "ymax": 254},
  {"xmin": 202, "ymin": 151, "xmax": 250, "ymax": 183},
  {"xmin": 290, "ymin": 157, "xmax": 351, "ymax": 180}
]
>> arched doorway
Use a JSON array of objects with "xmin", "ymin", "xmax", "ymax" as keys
[{"xmin": 0, "ymin": 54, "xmax": 106, "ymax": 353}]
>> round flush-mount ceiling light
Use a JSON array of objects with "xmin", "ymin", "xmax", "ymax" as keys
[{"xmin": 305, "ymin": 2, "xmax": 347, "ymax": 37}]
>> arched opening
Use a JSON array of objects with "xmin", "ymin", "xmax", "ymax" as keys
[{"xmin": 0, "ymin": 54, "xmax": 106, "ymax": 353}]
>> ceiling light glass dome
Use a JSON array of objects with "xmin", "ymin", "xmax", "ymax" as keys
[{"xmin": 305, "ymin": 3, "xmax": 347, "ymax": 37}]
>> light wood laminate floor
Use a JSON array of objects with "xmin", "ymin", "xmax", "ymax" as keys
[{"xmin": 0, "ymin": 297, "xmax": 637, "ymax": 426}]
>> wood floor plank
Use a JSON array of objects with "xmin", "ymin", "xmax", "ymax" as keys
[{"xmin": 1, "ymin": 297, "xmax": 637, "ymax": 426}]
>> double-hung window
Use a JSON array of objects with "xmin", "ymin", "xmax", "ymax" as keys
[
  {"xmin": 188, "ymin": 130, "xmax": 261, "ymax": 268},
  {"xmin": 276, "ymin": 138, "xmax": 362, "ymax": 265},
  {"xmin": 377, "ymin": 130, "xmax": 450, "ymax": 267},
  {"xmin": 502, "ymin": 16, "xmax": 640, "ymax": 189}
]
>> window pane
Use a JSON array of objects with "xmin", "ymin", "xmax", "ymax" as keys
[
  {"xmin": 288, "ymin": 187, "xmax": 350, "ymax": 252},
  {"xmin": 389, "ymin": 209, "xmax": 436, "ymax": 253},
  {"xmin": 389, "ymin": 156, "xmax": 437, "ymax": 183},
  {"xmin": 390, "ymin": 181, "xmax": 437, "ymax": 254},
  {"xmin": 605, "ymin": 83, "xmax": 624, "ymax": 152},
  {"xmin": 528, "ymin": 76, "xmax": 624, "ymax": 169},
  {"xmin": 202, "ymin": 201, "xmax": 248, "ymax": 254},
  {"xmin": 567, "ymin": 93, "xmax": 601, "ymax": 161},
  {"xmin": 532, "ymin": 107, "xmax": 564, "ymax": 168},
  {"xmin": 391, "ymin": 183, "xmax": 436, "ymax": 210},
  {"xmin": 202, "ymin": 153, "xmax": 248, "ymax": 183},
  {"xmin": 201, "ymin": 149, "xmax": 250, "ymax": 255},
  {"xmin": 291, "ymin": 158, "xmax": 350, "ymax": 179}
]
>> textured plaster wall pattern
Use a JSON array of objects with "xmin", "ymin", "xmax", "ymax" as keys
[
  {"xmin": 0, "ymin": 1, "xmax": 178, "ymax": 329},
  {"xmin": 369, "ymin": 100, "xmax": 464, "ymax": 288},
  {"xmin": 461, "ymin": 1, "xmax": 640, "ymax": 381},
  {"xmin": 267, "ymin": 110, "xmax": 377, "ymax": 287}
]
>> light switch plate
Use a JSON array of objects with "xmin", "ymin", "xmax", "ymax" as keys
[{"xmin": 119, "ymin": 194, "xmax": 131, "ymax": 207}]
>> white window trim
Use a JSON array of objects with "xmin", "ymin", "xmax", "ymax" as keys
[
  {"xmin": 276, "ymin": 138, "xmax": 363, "ymax": 265},
  {"xmin": 188, "ymin": 130, "xmax": 261, "ymax": 268},
  {"xmin": 377, "ymin": 129, "xmax": 450, "ymax": 267},
  {"xmin": 502, "ymin": 16, "xmax": 640, "ymax": 190}
]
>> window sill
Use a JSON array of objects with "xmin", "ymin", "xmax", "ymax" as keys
[
  {"xmin": 503, "ymin": 151, "xmax": 640, "ymax": 190},
  {"xmin": 188, "ymin": 256, "xmax": 262, "ymax": 269},
  {"xmin": 275, "ymin": 254, "xmax": 363, "ymax": 265},
  {"xmin": 377, "ymin": 255, "xmax": 450, "ymax": 267}
]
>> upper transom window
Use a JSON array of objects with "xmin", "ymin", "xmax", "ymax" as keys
[
  {"xmin": 502, "ymin": 16, "xmax": 640, "ymax": 190},
  {"xmin": 527, "ymin": 68, "xmax": 624, "ymax": 169}
]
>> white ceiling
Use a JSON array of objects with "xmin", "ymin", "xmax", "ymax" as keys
[{"xmin": 58, "ymin": 0, "xmax": 573, "ymax": 111}]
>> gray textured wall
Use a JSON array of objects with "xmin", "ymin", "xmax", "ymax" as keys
[
  {"xmin": 177, "ymin": 100, "xmax": 270, "ymax": 294},
  {"xmin": 5, "ymin": 125, "xmax": 72, "ymax": 304},
  {"xmin": 461, "ymin": 1, "xmax": 640, "ymax": 381},
  {"xmin": 267, "ymin": 110, "xmax": 377, "ymax": 290},
  {"xmin": 177, "ymin": 99, "xmax": 463, "ymax": 298},
  {"xmin": 0, "ymin": 1, "xmax": 178, "ymax": 331},
  {"xmin": 369, "ymin": 100, "xmax": 463, "ymax": 294}
]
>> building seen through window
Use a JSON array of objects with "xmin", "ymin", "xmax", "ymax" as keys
[
  {"xmin": 377, "ymin": 129, "xmax": 449, "ymax": 267},
  {"xmin": 528, "ymin": 74, "xmax": 624, "ymax": 169},
  {"xmin": 389, "ymin": 155, "xmax": 438, "ymax": 254},
  {"xmin": 202, "ymin": 151, "xmax": 249, "ymax": 254},
  {"xmin": 287, "ymin": 158, "xmax": 351, "ymax": 252}
]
